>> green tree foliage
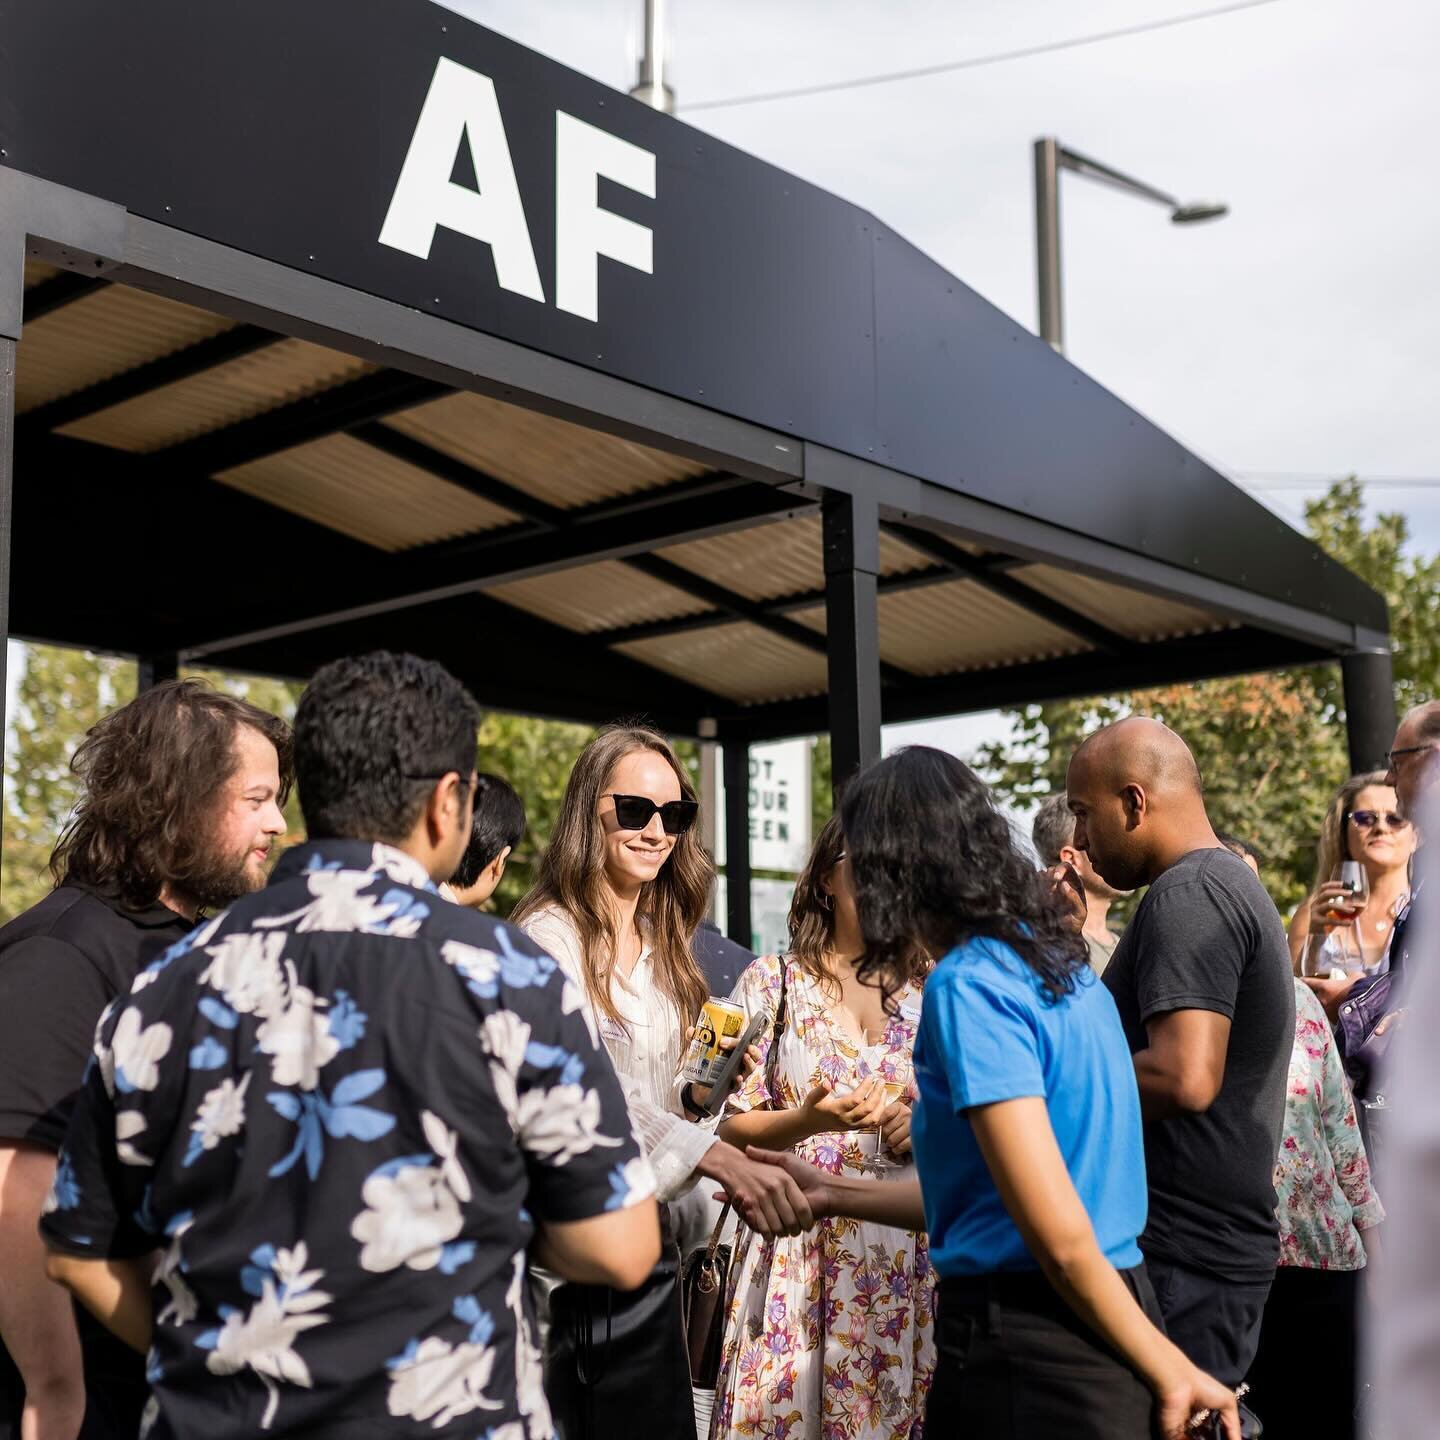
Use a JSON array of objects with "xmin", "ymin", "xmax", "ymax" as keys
[
  {"xmin": 978, "ymin": 481, "xmax": 1439, "ymax": 914},
  {"xmin": 2, "ymin": 647, "xmax": 137, "ymax": 921},
  {"xmin": 475, "ymin": 711, "xmax": 594, "ymax": 916}
]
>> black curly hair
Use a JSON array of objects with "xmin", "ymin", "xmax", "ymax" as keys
[
  {"xmin": 294, "ymin": 651, "xmax": 479, "ymax": 843},
  {"xmin": 840, "ymin": 746, "xmax": 1088, "ymax": 1006}
]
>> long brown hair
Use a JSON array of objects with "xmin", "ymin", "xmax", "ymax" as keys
[
  {"xmin": 1312, "ymin": 770, "xmax": 1407, "ymax": 890},
  {"xmin": 787, "ymin": 814, "xmax": 848, "ymax": 989},
  {"xmin": 514, "ymin": 725, "xmax": 711, "ymax": 1033},
  {"xmin": 51, "ymin": 679, "xmax": 294, "ymax": 911}
]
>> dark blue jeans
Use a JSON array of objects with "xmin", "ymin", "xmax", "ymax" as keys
[{"xmin": 1145, "ymin": 1255, "xmax": 1272, "ymax": 1389}]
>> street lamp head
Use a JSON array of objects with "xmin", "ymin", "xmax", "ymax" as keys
[{"xmin": 1170, "ymin": 202, "xmax": 1229, "ymax": 224}]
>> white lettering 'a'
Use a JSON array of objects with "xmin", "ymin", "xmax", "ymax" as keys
[
  {"xmin": 379, "ymin": 57, "xmax": 545, "ymax": 304},
  {"xmin": 555, "ymin": 111, "xmax": 655, "ymax": 323}
]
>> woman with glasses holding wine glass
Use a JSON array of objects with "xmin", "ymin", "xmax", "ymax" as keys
[
  {"xmin": 513, "ymin": 725, "xmax": 812, "ymax": 1440},
  {"xmin": 1287, "ymin": 772, "xmax": 1415, "ymax": 1022},
  {"xmin": 708, "ymin": 816, "xmax": 935, "ymax": 1440}
]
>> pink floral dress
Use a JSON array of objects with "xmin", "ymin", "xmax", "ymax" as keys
[
  {"xmin": 710, "ymin": 955, "xmax": 934, "ymax": 1440},
  {"xmin": 1275, "ymin": 979, "xmax": 1384, "ymax": 1268}
]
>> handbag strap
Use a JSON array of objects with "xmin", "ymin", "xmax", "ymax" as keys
[{"xmin": 762, "ymin": 955, "xmax": 789, "ymax": 1106}]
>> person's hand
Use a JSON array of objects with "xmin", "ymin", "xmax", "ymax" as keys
[
  {"xmin": 700, "ymin": 1142, "xmax": 814, "ymax": 1236},
  {"xmin": 879, "ymin": 1100, "xmax": 912, "ymax": 1157},
  {"xmin": 801, "ymin": 1077, "xmax": 888, "ymax": 1133},
  {"xmin": 717, "ymin": 1146, "xmax": 834, "ymax": 1234},
  {"xmin": 1300, "ymin": 973, "xmax": 1359, "ymax": 1023},
  {"xmin": 1154, "ymin": 1360, "xmax": 1240, "ymax": 1440},
  {"xmin": 1374, "ymin": 1008, "xmax": 1406, "ymax": 1037},
  {"xmin": 685, "ymin": 1026, "xmax": 763, "ymax": 1108},
  {"xmin": 1309, "ymin": 881, "xmax": 1362, "ymax": 933},
  {"xmin": 1045, "ymin": 863, "xmax": 1087, "ymax": 936}
]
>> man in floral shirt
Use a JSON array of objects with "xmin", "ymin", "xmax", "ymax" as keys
[{"xmin": 40, "ymin": 651, "xmax": 659, "ymax": 1439}]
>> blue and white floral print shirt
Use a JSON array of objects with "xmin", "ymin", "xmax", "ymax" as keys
[{"xmin": 41, "ymin": 839, "xmax": 655, "ymax": 1440}]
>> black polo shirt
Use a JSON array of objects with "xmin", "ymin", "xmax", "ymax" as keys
[{"xmin": 0, "ymin": 882, "xmax": 192, "ymax": 1440}]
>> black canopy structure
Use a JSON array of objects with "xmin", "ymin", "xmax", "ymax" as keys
[{"xmin": 0, "ymin": 0, "xmax": 1394, "ymax": 942}]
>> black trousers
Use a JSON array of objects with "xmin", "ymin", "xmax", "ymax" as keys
[
  {"xmin": 1247, "ymin": 1265, "xmax": 1360, "ymax": 1440},
  {"xmin": 545, "ymin": 1206, "xmax": 693, "ymax": 1440},
  {"xmin": 925, "ymin": 1266, "xmax": 1162, "ymax": 1439},
  {"xmin": 1146, "ymin": 1255, "xmax": 1272, "ymax": 1389}
]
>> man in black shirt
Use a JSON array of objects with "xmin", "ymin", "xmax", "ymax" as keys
[
  {"xmin": 1067, "ymin": 717, "xmax": 1293, "ymax": 1389},
  {"xmin": 0, "ymin": 680, "xmax": 292, "ymax": 1440}
]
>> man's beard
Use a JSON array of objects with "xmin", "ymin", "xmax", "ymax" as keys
[{"xmin": 183, "ymin": 844, "xmax": 270, "ymax": 913}]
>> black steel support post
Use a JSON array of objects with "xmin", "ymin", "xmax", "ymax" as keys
[
  {"xmin": 137, "ymin": 654, "xmax": 180, "ymax": 691},
  {"xmin": 0, "ymin": 237, "xmax": 22, "ymax": 882},
  {"xmin": 723, "ymin": 739, "xmax": 752, "ymax": 948},
  {"xmin": 822, "ymin": 490, "xmax": 882, "ymax": 794},
  {"xmin": 1342, "ymin": 648, "xmax": 1398, "ymax": 774}
]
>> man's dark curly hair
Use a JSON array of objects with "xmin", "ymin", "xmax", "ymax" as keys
[
  {"xmin": 294, "ymin": 651, "xmax": 479, "ymax": 843},
  {"xmin": 51, "ymin": 679, "xmax": 294, "ymax": 911},
  {"xmin": 840, "ymin": 746, "xmax": 1088, "ymax": 1005}
]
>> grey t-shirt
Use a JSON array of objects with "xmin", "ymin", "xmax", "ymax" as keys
[{"xmin": 1103, "ymin": 847, "xmax": 1294, "ymax": 1282}]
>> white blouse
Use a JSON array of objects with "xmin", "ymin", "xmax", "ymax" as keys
[{"xmin": 520, "ymin": 905, "xmax": 717, "ymax": 1202}]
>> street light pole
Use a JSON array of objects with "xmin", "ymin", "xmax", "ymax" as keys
[
  {"xmin": 1034, "ymin": 136, "xmax": 1227, "ymax": 354},
  {"xmin": 630, "ymin": 0, "xmax": 675, "ymax": 114}
]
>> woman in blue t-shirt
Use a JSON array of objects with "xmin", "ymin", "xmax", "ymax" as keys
[{"xmin": 731, "ymin": 747, "xmax": 1238, "ymax": 1440}]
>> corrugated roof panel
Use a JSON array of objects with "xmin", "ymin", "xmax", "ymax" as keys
[
  {"xmin": 1009, "ymin": 565, "xmax": 1229, "ymax": 642},
  {"xmin": 16, "ymin": 285, "xmax": 234, "ymax": 414},
  {"xmin": 489, "ymin": 561, "xmax": 715, "ymax": 634},
  {"xmin": 655, "ymin": 514, "xmax": 935, "ymax": 601},
  {"xmin": 217, "ymin": 433, "xmax": 517, "ymax": 551},
  {"xmin": 616, "ymin": 622, "xmax": 828, "ymax": 705},
  {"xmin": 385, "ymin": 391, "xmax": 707, "ymax": 510},
  {"xmin": 23, "ymin": 259, "xmax": 61, "ymax": 288},
  {"xmin": 59, "ymin": 338, "xmax": 376, "ymax": 453},
  {"xmin": 792, "ymin": 579, "xmax": 1091, "ymax": 676}
]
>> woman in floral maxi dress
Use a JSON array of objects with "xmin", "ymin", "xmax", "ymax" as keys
[{"xmin": 711, "ymin": 818, "xmax": 934, "ymax": 1440}]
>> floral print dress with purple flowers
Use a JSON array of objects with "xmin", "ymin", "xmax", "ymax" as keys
[{"xmin": 711, "ymin": 954, "xmax": 934, "ymax": 1440}]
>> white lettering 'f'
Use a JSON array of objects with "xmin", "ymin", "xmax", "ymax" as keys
[
  {"xmin": 555, "ymin": 112, "xmax": 655, "ymax": 323},
  {"xmin": 379, "ymin": 57, "xmax": 545, "ymax": 304}
]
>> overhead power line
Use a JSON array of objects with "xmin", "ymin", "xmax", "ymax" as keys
[
  {"xmin": 678, "ymin": 0, "xmax": 1285, "ymax": 113},
  {"xmin": 1237, "ymin": 473, "xmax": 1440, "ymax": 491}
]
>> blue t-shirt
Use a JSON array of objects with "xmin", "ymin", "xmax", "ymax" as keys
[{"xmin": 912, "ymin": 937, "xmax": 1147, "ymax": 1277}]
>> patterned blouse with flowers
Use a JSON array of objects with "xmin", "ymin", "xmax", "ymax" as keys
[
  {"xmin": 1275, "ymin": 979, "xmax": 1384, "ymax": 1269},
  {"xmin": 710, "ymin": 954, "xmax": 934, "ymax": 1440}
]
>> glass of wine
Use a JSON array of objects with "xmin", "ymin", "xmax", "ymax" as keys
[{"xmin": 1303, "ymin": 862, "xmax": 1370, "ymax": 978}]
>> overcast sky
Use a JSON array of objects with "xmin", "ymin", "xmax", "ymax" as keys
[{"xmin": 432, "ymin": 0, "xmax": 1440, "ymax": 768}]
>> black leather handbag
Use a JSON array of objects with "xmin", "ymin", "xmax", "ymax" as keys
[{"xmin": 680, "ymin": 959, "xmax": 790, "ymax": 1390}]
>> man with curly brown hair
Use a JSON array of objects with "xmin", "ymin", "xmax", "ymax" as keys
[{"xmin": 0, "ymin": 679, "xmax": 291, "ymax": 1440}]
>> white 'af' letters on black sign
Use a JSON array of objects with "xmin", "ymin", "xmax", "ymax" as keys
[{"xmin": 380, "ymin": 57, "xmax": 655, "ymax": 324}]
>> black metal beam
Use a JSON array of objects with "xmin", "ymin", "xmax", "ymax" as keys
[
  {"xmin": 180, "ymin": 480, "xmax": 808, "ymax": 658},
  {"xmin": 590, "ymin": 562, "xmax": 956, "ymax": 647},
  {"xmin": 201, "ymin": 588, "xmax": 728, "ymax": 734},
  {"xmin": 154, "ymin": 368, "xmax": 450, "ymax": 475},
  {"xmin": 823, "ymin": 491, "xmax": 883, "ymax": 786},
  {"xmin": 1342, "ymin": 649, "xmax": 1397, "ymax": 773},
  {"xmin": 20, "ymin": 324, "xmax": 278, "ymax": 433},
  {"xmin": 717, "ymin": 626, "xmax": 1325, "ymax": 741},
  {"xmin": 723, "ymin": 740, "xmax": 752, "ymax": 945},
  {"xmin": 625, "ymin": 552, "xmax": 912, "ymax": 687},
  {"xmin": 137, "ymin": 653, "xmax": 179, "ymax": 691},
  {"xmin": 881, "ymin": 519, "xmax": 1137, "ymax": 656},
  {"xmin": 22, "ymin": 271, "xmax": 106, "ymax": 322},
  {"xmin": 349, "ymin": 421, "xmax": 562, "ymax": 526}
]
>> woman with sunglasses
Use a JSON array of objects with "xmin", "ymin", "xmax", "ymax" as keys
[
  {"xmin": 1287, "ymin": 772, "xmax": 1415, "ymax": 1021},
  {"xmin": 709, "ymin": 816, "xmax": 935, "ymax": 1440},
  {"xmin": 514, "ymin": 725, "xmax": 811, "ymax": 1440}
]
